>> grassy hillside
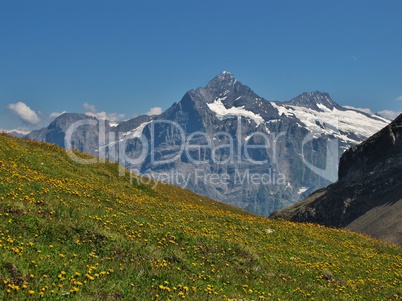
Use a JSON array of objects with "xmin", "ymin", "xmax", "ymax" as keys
[{"xmin": 0, "ymin": 133, "xmax": 401, "ymax": 300}]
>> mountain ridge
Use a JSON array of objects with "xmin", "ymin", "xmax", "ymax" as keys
[
  {"xmin": 25, "ymin": 72, "xmax": 390, "ymax": 216},
  {"xmin": 285, "ymin": 91, "xmax": 341, "ymax": 111}
]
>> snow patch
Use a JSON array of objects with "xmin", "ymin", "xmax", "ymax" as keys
[
  {"xmin": 207, "ymin": 97, "xmax": 264, "ymax": 126},
  {"xmin": 316, "ymin": 103, "xmax": 331, "ymax": 112},
  {"xmin": 99, "ymin": 121, "xmax": 151, "ymax": 151},
  {"xmin": 371, "ymin": 114, "xmax": 391, "ymax": 123},
  {"xmin": 298, "ymin": 187, "xmax": 308, "ymax": 194},
  {"xmin": 244, "ymin": 134, "xmax": 253, "ymax": 142},
  {"xmin": 123, "ymin": 121, "xmax": 151, "ymax": 139},
  {"xmin": 266, "ymin": 119, "xmax": 281, "ymax": 123}
]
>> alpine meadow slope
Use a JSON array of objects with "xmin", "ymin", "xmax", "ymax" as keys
[
  {"xmin": 26, "ymin": 72, "xmax": 390, "ymax": 216},
  {"xmin": 0, "ymin": 133, "xmax": 401, "ymax": 300}
]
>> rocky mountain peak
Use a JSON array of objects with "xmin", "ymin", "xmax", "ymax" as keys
[
  {"xmin": 286, "ymin": 91, "xmax": 338, "ymax": 111},
  {"xmin": 215, "ymin": 70, "xmax": 236, "ymax": 81},
  {"xmin": 206, "ymin": 71, "xmax": 238, "ymax": 92},
  {"xmin": 48, "ymin": 113, "xmax": 93, "ymax": 130}
]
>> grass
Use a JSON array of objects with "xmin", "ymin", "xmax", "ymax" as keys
[{"xmin": 0, "ymin": 133, "xmax": 401, "ymax": 300}]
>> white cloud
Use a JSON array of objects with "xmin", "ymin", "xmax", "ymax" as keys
[
  {"xmin": 49, "ymin": 111, "xmax": 67, "ymax": 119},
  {"xmin": 395, "ymin": 96, "xmax": 402, "ymax": 101},
  {"xmin": 145, "ymin": 107, "xmax": 162, "ymax": 116},
  {"xmin": 8, "ymin": 102, "xmax": 41, "ymax": 125},
  {"xmin": 343, "ymin": 105, "xmax": 373, "ymax": 114},
  {"xmin": 377, "ymin": 110, "xmax": 401, "ymax": 120},
  {"xmin": 83, "ymin": 102, "xmax": 96, "ymax": 113},
  {"xmin": 83, "ymin": 102, "xmax": 125, "ymax": 121}
]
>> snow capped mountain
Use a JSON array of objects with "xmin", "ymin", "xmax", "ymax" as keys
[
  {"xmin": 206, "ymin": 70, "xmax": 238, "ymax": 91},
  {"xmin": 26, "ymin": 72, "xmax": 391, "ymax": 216},
  {"xmin": 285, "ymin": 91, "xmax": 339, "ymax": 110},
  {"xmin": 271, "ymin": 93, "xmax": 389, "ymax": 147}
]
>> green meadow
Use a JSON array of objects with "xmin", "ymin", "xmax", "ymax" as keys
[{"xmin": 0, "ymin": 133, "xmax": 401, "ymax": 300}]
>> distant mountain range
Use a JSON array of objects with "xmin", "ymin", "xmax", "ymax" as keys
[
  {"xmin": 0, "ymin": 129, "xmax": 30, "ymax": 138},
  {"xmin": 25, "ymin": 72, "xmax": 390, "ymax": 216},
  {"xmin": 271, "ymin": 113, "xmax": 402, "ymax": 246}
]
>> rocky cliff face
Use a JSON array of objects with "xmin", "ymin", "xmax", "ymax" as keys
[
  {"xmin": 26, "ymin": 72, "xmax": 389, "ymax": 216},
  {"xmin": 27, "ymin": 114, "xmax": 105, "ymax": 155},
  {"xmin": 270, "ymin": 114, "xmax": 402, "ymax": 246}
]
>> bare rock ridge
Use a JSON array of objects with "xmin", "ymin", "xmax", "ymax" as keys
[
  {"xmin": 285, "ymin": 91, "xmax": 341, "ymax": 111},
  {"xmin": 270, "ymin": 114, "xmax": 402, "ymax": 246}
]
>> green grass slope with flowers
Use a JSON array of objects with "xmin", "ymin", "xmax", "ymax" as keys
[{"xmin": 0, "ymin": 133, "xmax": 401, "ymax": 300}]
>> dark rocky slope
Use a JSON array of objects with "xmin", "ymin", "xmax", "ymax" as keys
[{"xmin": 270, "ymin": 114, "xmax": 402, "ymax": 246}]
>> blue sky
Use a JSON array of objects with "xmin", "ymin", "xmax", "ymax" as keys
[{"xmin": 1, "ymin": 0, "xmax": 402, "ymax": 131}]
